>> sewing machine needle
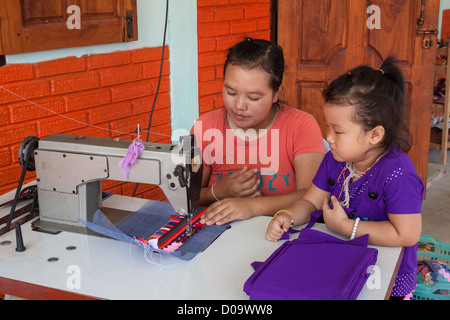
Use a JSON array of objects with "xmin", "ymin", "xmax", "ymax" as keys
[{"xmin": 186, "ymin": 213, "xmax": 193, "ymax": 236}]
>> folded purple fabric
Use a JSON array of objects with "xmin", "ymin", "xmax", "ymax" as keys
[{"xmin": 244, "ymin": 211, "xmax": 378, "ymax": 300}]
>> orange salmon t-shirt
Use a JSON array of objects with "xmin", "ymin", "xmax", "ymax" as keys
[{"xmin": 191, "ymin": 104, "xmax": 325, "ymax": 196}]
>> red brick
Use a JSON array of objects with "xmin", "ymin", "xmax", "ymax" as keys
[
  {"xmin": 90, "ymin": 101, "xmax": 132, "ymax": 124},
  {"xmin": 102, "ymin": 179, "xmax": 123, "ymax": 190},
  {"xmin": 149, "ymin": 76, "xmax": 170, "ymax": 94},
  {"xmin": 215, "ymin": 65, "xmax": 225, "ymax": 80},
  {"xmin": 0, "ymin": 80, "xmax": 50, "ymax": 104},
  {"xmin": 230, "ymin": 0, "xmax": 258, "ymax": 4},
  {"xmin": 132, "ymin": 91, "xmax": 171, "ymax": 114},
  {"xmin": 244, "ymin": 4, "xmax": 270, "ymax": 19},
  {"xmin": 216, "ymin": 35, "xmax": 244, "ymax": 51},
  {"xmin": 198, "ymin": 0, "xmax": 229, "ymax": 7},
  {"xmin": 0, "ymin": 166, "xmax": 24, "ymax": 187},
  {"xmin": 87, "ymin": 51, "xmax": 131, "ymax": 70},
  {"xmin": 99, "ymin": 64, "xmax": 143, "ymax": 87},
  {"xmin": 199, "ymin": 80, "xmax": 224, "ymax": 96},
  {"xmin": 198, "ymin": 51, "xmax": 227, "ymax": 68},
  {"xmin": 199, "ymin": 95, "xmax": 215, "ymax": 114},
  {"xmin": 103, "ymin": 183, "xmax": 124, "ymax": 196},
  {"xmin": 0, "ymin": 148, "xmax": 12, "ymax": 167},
  {"xmin": 51, "ymin": 72, "xmax": 100, "ymax": 95},
  {"xmin": 215, "ymin": 8, "xmax": 244, "ymax": 22},
  {"xmin": 38, "ymin": 112, "xmax": 88, "ymax": 137},
  {"xmin": 230, "ymin": 19, "xmax": 258, "ymax": 34},
  {"xmin": 198, "ymin": 22, "xmax": 230, "ymax": 38},
  {"xmin": 198, "ymin": 67, "xmax": 216, "ymax": 83},
  {"xmin": 146, "ymin": 108, "xmax": 171, "ymax": 127},
  {"xmin": 198, "ymin": 38, "xmax": 216, "ymax": 53},
  {"xmin": 10, "ymin": 97, "xmax": 65, "ymax": 123},
  {"xmin": 214, "ymin": 94, "xmax": 224, "ymax": 109},
  {"xmin": 0, "ymin": 106, "xmax": 10, "ymax": 126},
  {"xmin": 36, "ymin": 56, "xmax": 86, "ymax": 78},
  {"xmin": 146, "ymin": 123, "xmax": 172, "ymax": 143},
  {"xmin": 110, "ymin": 80, "xmax": 153, "ymax": 102},
  {"xmin": 0, "ymin": 123, "xmax": 37, "ymax": 145},
  {"xmin": 142, "ymin": 186, "xmax": 167, "ymax": 201},
  {"xmin": 252, "ymin": 30, "xmax": 270, "ymax": 40},
  {"xmin": 257, "ymin": 18, "xmax": 270, "ymax": 31},
  {"xmin": 124, "ymin": 182, "xmax": 150, "ymax": 197},
  {"xmin": 65, "ymin": 88, "xmax": 111, "ymax": 111},
  {"xmin": 0, "ymin": 64, "xmax": 34, "ymax": 84},
  {"xmin": 142, "ymin": 59, "xmax": 170, "ymax": 79},
  {"xmin": 132, "ymin": 46, "xmax": 169, "ymax": 63},
  {"xmin": 110, "ymin": 113, "xmax": 154, "ymax": 137},
  {"xmin": 69, "ymin": 124, "xmax": 111, "ymax": 139},
  {"xmin": 198, "ymin": 7, "xmax": 215, "ymax": 23}
]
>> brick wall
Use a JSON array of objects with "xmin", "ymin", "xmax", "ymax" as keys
[
  {"xmin": 197, "ymin": 0, "xmax": 271, "ymax": 116},
  {"xmin": 0, "ymin": 0, "xmax": 272, "ymax": 199},
  {"xmin": 0, "ymin": 47, "xmax": 171, "ymax": 200}
]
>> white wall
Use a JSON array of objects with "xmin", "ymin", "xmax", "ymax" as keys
[{"xmin": 439, "ymin": 0, "xmax": 450, "ymax": 38}]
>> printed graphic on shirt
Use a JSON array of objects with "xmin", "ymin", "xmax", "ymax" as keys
[{"xmin": 214, "ymin": 170, "xmax": 293, "ymax": 195}]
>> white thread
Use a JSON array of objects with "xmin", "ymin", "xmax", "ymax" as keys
[
  {"xmin": 340, "ymin": 153, "xmax": 386, "ymax": 208},
  {"xmin": 0, "ymin": 85, "xmax": 171, "ymax": 139},
  {"xmin": 141, "ymin": 243, "xmax": 183, "ymax": 269},
  {"xmin": 340, "ymin": 162, "xmax": 364, "ymax": 208}
]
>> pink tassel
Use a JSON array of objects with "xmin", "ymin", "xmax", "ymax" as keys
[{"xmin": 119, "ymin": 140, "xmax": 145, "ymax": 179}]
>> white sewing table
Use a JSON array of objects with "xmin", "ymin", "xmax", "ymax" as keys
[{"xmin": 0, "ymin": 194, "xmax": 403, "ymax": 300}]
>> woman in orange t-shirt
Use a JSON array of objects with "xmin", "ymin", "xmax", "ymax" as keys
[{"xmin": 192, "ymin": 38, "xmax": 325, "ymax": 226}]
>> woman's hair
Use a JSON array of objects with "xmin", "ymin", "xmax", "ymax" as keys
[
  {"xmin": 224, "ymin": 38, "xmax": 285, "ymax": 93},
  {"xmin": 322, "ymin": 56, "xmax": 412, "ymax": 153}
]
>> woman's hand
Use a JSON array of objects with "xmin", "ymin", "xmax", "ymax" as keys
[
  {"xmin": 213, "ymin": 167, "xmax": 260, "ymax": 199},
  {"xmin": 200, "ymin": 197, "xmax": 260, "ymax": 226}
]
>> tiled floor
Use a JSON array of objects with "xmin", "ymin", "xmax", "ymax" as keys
[{"xmin": 423, "ymin": 149, "xmax": 450, "ymax": 244}]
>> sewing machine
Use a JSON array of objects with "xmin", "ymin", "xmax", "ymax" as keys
[{"xmin": 31, "ymin": 133, "xmax": 203, "ymax": 236}]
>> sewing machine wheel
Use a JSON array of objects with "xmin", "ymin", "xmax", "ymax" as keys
[{"xmin": 18, "ymin": 136, "xmax": 40, "ymax": 172}]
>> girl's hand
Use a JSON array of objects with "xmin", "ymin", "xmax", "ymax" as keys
[
  {"xmin": 266, "ymin": 211, "xmax": 292, "ymax": 242},
  {"xmin": 322, "ymin": 196, "xmax": 350, "ymax": 234},
  {"xmin": 213, "ymin": 167, "xmax": 260, "ymax": 199}
]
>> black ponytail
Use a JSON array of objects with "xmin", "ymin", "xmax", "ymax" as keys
[{"xmin": 323, "ymin": 56, "xmax": 412, "ymax": 153}]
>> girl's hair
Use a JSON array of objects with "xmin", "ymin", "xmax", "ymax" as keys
[
  {"xmin": 322, "ymin": 56, "xmax": 412, "ymax": 153},
  {"xmin": 224, "ymin": 38, "xmax": 285, "ymax": 93}
]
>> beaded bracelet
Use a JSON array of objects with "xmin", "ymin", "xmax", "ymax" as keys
[
  {"xmin": 273, "ymin": 210, "xmax": 294, "ymax": 228},
  {"xmin": 211, "ymin": 183, "xmax": 220, "ymax": 201},
  {"xmin": 350, "ymin": 217, "xmax": 360, "ymax": 240}
]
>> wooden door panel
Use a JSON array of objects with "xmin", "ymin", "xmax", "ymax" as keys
[
  {"xmin": 79, "ymin": 0, "xmax": 117, "ymax": 16},
  {"xmin": 297, "ymin": 81, "xmax": 327, "ymax": 137},
  {"xmin": 279, "ymin": 0, "xmax": 440, "ymax": 184},
  {"xmin": 366, "ymin": 0, "xmax": 416, "ymax": 64},
  {"xmin": 298, "ymin": 0, "xmax": 348, "ymax": 64},
  {"xmin": 22, "ymin": 0, "xmax": 65, "ymax": 24}
]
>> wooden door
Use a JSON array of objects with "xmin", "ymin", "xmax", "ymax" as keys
[{"xmin": 278, "ymin": 0, "xmax": 439, "ymax": 185}]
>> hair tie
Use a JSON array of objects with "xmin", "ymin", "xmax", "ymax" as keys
[
  {"xmin": 379, "ymin": 68, "xmax": 384, "ymax": 74},
  {"xmin": 348, "ymin": 71, "xmax": 352, "ymax": 76}
]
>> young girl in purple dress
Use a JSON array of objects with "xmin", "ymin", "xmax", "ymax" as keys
[{"xmin": 266, "ymin": 57, "xmax": 424, "ymax": 299}]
